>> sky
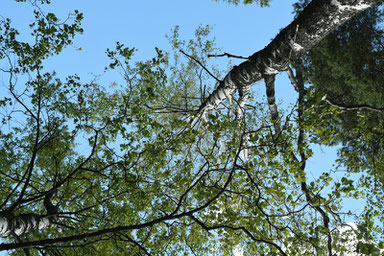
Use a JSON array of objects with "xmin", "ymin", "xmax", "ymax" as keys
[
  {"xmin": 0, "ymin": 0, "xmax": 365, "ymax": 255},
  {"xmin": 2, "ymin": 0, "xmax": 302, "ymax": 108}
]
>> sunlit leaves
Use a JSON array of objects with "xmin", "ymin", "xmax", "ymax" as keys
[{"xmin": 0, "ymin": 6, "xmax": 83, "ymax": 73}]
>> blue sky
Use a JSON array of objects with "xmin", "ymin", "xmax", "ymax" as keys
[
  {"xmin": 3, "ymin": 0, "xmax": 296, "ymax": 83},
  {"xmin": 1, "ymin": 0, "xmax": 362, "ymax": 254}
]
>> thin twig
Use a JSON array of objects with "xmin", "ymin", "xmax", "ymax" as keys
[
  {"xmin": 325, "ymin": 97, "xmax": 384, "ymax": 113},
  {"xmin": 208, "ymin": 52, "xmax": 249, "ymax": 60},
  {"xmin": 179, "ymin": 49, "xmax": 221, "ymax": 82}
]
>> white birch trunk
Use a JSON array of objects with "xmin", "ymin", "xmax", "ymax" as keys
[
  {"xmin": 0, "ymin": 213, "xmax": 51, "ymax": 237},
  {"xmin": 198, "ymin": 0, "xmax": 380, "ymax": 116}
]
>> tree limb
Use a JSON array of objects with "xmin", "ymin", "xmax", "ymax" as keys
[
  {"xmin": 293, "ymin": 63, "xmax": 334, "ymax": 256},
  {"xmin": 188, "ymin": 214, "xmax": 288, "ymax": 256},
  {"xmin": 324, "ymin": 97, "xmax": 384, "ymax": 113},
  {"xmin": 197, "ymin": 0, "xmax": 380, "ymax": 117},
  {"xmin": 208, "ymin": 52, "xmax": 249, "ymax": 59},
  {"xmin": 264, "ymin": 74, "xmax": 280, "ymax": 134},
  {"xmin": 179, "ymin": 49, "xmax": 221, "ymax": 82}
]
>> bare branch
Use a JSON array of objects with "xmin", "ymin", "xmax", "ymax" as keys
[
  {"xmin": 208, "ymin": 52, "xmax": 249, "ymax": 60},
  {"xmin": 179, "ymin": 49, "xmax": 221, "ymax": 83},
  {"xmin": 324, "ymin": 97, "xmax": 384, "ymax": 113}
]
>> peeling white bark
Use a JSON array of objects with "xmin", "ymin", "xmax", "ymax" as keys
[
  {"xmin": 292, "ymin": 43, "xmax": 305, "ymax": 51},
  {"xmin": 0, "ymin": 213, "xmax": 52, "ymax": 238},
  {"xmin": 331, "ymin": 0, "xmax": 371, "ymax": 11},
  {"xmin": 198, "ymin": 0, "xmax": 380, "ymax": 117}
]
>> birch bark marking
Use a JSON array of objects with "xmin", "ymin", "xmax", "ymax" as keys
[
  {"xmin": 264, "ymin": 74, "xmax": 280, "ymax": 134},
  {"xmin": 197, "ymin": 0, "xmax": 380, "ymax": 117},
  {"xmin": 0, "ymin": 213, "xmax": 51, "ymax": 237}
]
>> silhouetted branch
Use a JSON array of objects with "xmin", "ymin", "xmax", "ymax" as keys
[
  {"xmin": 208, "ymin": 52, "xmax": 248, "ymax": 59},
  {"xmin": 179, "ymin": 49, "xmax": 221, "ymax": 82}
]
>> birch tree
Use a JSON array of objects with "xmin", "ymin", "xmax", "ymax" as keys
[
  {"xmin": 197, "ymin": 0, "xmax": 382, "ymax": 120},
  {"xmin": 0, "ymin": 0, "xmax": 383, "ymax": 255}
]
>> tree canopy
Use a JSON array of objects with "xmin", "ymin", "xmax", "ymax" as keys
[{"xmin": 0, "ymin": 0, "xmax": 383, "ymax": 255}]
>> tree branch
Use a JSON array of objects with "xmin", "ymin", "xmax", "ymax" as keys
[
  {"xmin": 264, "ymin": 74, "xmax": 280, "ymax": 134},
  {"xmin": 294, "ymin": 64, "xmax": 333, "ymax": 256},
  {"xmin": 286, "ymin": 66, "xmax": 300, "ymax": 92},
  {"xmin": 208, "ymin": 52, "xmax": 249, "ymax": 59},
  {"xmin": 0, "ymin": 133, "xmax": 246, "ymax": 251},
  {"xmin": 197, "ymin": 0, "xmax": 380, "ymax": 116},
  {"xmin": 188, "ymin": 215, "xmax": 287, "ymax": 256},
  {"xmin": 179, "ymin": 49, "xmax": 221, "ymax": 82},
  {"xmin": 324, "ymin": 97, "xmax": 384, "ymax": 113}
]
